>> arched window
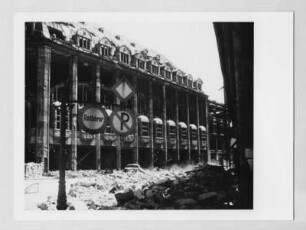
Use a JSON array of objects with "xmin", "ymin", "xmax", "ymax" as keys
[
  {"xmin": 188, "ymin": 75, "xmax": 193, "ymax": 88},
  {"xmin": 177, "ymin": 70, "xmax": 184, "ymax": 85},
  {"xmin": 135, "ymin": 53, "xmax": 146, "ymax": 70},
  {"xmin": 151, "ymin": 60, "xmax": 159, "ymax": 75},
  {"xmin": 98, "ymin": 37, "xmax": 113, "ymax": 57},
  {"xmin": 75, "ymin": 29, "xmax": 92, "ymax": 50},
  {"xmin": 164, "ymin": 66, "xmax": 172, "ymax": 80},
  {"xmin": 119, "ymin": 46, "xmax": 131, "ymax": 65}
]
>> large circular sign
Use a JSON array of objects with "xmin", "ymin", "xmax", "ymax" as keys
[
  {"xmin": 109, "ymin": 108, "xmax": 136, "ymax": 135},
  {"xmin": 78, "ymin": 105, "xmax": 108, "ymax": 134}
]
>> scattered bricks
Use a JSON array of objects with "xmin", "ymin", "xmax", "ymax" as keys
[{"xmin": 25, "ymin": 162, "xmax": 44, "ymax": 179}]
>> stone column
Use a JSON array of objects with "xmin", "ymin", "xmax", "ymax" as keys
[
  {"xmin": 95, "ymin": 64, "xmax": 101, "ymax": 170},
  {"xmin": 175, "ymin": 89, "xmax": 180, "ymax": 163},
  {"xmin": 133, "ymin": 76, "xmax": 139, "ymax": 164},
  {"xmin": 205, "ymin": 99, "xmax": 211, "ymax": 163},
  {"xmin": 162, "ymin": 85, "xmax": 168, "ymax": 166},
  {"xmin": 196, "ymin": 96, "xmax": 201, "ymax": 163},
  {"xmin": 149, "ymin": 81, "xmax": 154, "ymax": 168},
  {"xmin": 115, "ymin": 72, "xmax": 121, "ymax": 170},
  {"xmin": 36, "ymin": 45, "xmax": 51, "ymax": 173},
  {"xmin": 186, "ymin": 93, "xmax": 191, "ymax": 162},
  {"xmin": 70, "ymin": 55, "xmax": 78, "ymax": 171}
]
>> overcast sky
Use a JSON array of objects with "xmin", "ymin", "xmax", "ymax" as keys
[{"xmin": 97, "ymin": 21, "xmax": 224, "ymax": 103}]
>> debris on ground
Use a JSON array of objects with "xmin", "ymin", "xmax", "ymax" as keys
[
  {"xmin": 25, "ymin": 162, "xmax": 44, "ymax": 179},
  {"xmin": 30, "ymin": 164, "xmax": 238, "ymax": 210}
]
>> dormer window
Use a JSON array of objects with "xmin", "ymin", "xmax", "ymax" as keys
[
  {"xmin": 137, "ymin": 59, "xmax": 145, "ymax": 70},
  {"xmin": 187, "ymin": 75, "xmax": 194, "ymax": 88},
  {"xmin": 193, "ymin": 81, "xmax": 197, "ymax": 89},
  {"xmin": 78, "ymin": 36, "xmax": 91, "ymax": 50},
  {"xmin": 121, "ymin": 53, "xmax": 129, "ymax": 64},
  {"xmin": 100, "ymin": 45, "xmax": 111, "ymax": 56},
  {"xmin": 183, "ymin": 76, "xmax": 187, "ymax": 86},
  {"xmin": 178, "ymin": 74, "xmax": 183, "ymax": 85},
  {"xmin": 119, "ymin": 46, "xmax": 131, "ymax": 65},
  {"xmin": 160, "ymin": 67, "xmax": 165, "ymax": 77},
  {"xmin": 165, "ymin": 71, "xmax": 171, "ymax": 80},
  {"xmin": 172, "ymin": 72, "xmax": 177, "ymax": 82},
  {"xmin": 146, "ymin": 62, "xmax": 151, "ymax": 72},
  {"xmin": 152, "ymin": 65, "xmax": 159, "ymax": 75},
  {"xmin": 198, "ymin": 83, "xmax": 202, "ymax": 91}
]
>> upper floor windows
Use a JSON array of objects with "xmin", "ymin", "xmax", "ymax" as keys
[
  {"xmin": 100, "ymin": 45, "xmax": 111, "ymax": 56},
  {"xmin": 186, "ymin": 74, "xmax": 193, "ymax": 88},
  {"xmin": 78, "ymin": 36, "xmax": 91, "ymax": 50},
  {"xmin": 75, "ymin": 29, "xmax": 92, "ymax": 50},
  {"xmin": 182, "ymin": 76, "xmax": 188, "ymax": 86},
  {"xmin": 137, "ymin": 59, "xmax": 145, "ymax": 70},
  {"xmin": 120, "ymin": 53, "xmax": 129, "ymax": 64},
  {"xmin": 97, "ymin": 37, "xmax": 113, "ymax": 57},
  {"xmin": 152, "ymin": 65, "xmax": 159, "ymax": 75},
  {"xmin": 119, "ymin": 46, "xmax": 131, "ymax": 65},
  {"xmin": 165, "ymin": 71, "xmax": 171, "ymax": 80},
  {"xmin": 172, "ymin": 72, "xmax": 177, "ymax": 82}
]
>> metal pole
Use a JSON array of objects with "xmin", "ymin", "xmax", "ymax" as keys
[{"xmin": 56, "ymin": 79, "xmax": 68, "ymax": 210}]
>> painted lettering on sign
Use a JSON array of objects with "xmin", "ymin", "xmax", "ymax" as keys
[{"xmin": 78, "ymin": 105, "xmax": 108, "ymax": 134}]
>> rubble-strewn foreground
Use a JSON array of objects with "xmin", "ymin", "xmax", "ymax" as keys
[{"xmin": 27, "ymin": 164, "xmax": 238, "ymax": 210}]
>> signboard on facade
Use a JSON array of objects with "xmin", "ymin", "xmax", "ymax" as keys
[
  {"xmin": 109, "ymin": 108, "xmax": 136, "ymax": 135},
  {"xmin": 112, "ymin": 78, "xmax": 135, "ymax": 101},
  {"xmin": 78, "ymin": 105, "xmax": 108, "ymax": 134}
]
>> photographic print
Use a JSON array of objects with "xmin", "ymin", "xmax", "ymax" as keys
[{"xmin": 23, "ymin": 19, "xmax": 254, "ymax": 212}]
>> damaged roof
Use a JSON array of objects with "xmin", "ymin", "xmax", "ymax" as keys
[{"xmin": 32, "ymin": 21, "xmax": 204, "ymax": 88}]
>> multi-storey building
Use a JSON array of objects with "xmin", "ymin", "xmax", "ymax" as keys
[{"xmin": 25, "ymin": 22, "xmax": 225, "ymax": 172}]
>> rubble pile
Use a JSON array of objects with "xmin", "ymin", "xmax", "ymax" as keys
[
  {"xmin": 117, "ymin": 165, "xmax": 238, "ymax": 209},
  {"xmin": 25, "ymin": 162, "xmax": 44, "ymax": 178},
  {"xmin": 62, "ymin": 164, "xmax": 238, "ymax": 210}
]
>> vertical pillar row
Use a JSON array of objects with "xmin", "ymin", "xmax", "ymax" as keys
[
  {"xmin": 162, "ymin": 85, "xmax": 168, "ymax": 166},
  {"xmin": 175, "ymin": 89, "xmax": 180, "ymax": 163},
  {"xmin": 95, "ymin": 64, "xmax": 101, "ymax": 170},
  {"xmin": 149, "ymin": 81, "xmax": 154, "ymax": 168},
  {"xmin": 115, "ymin": 71, "xmax": 121, "ymax": 170},
  {"xmin": 205, "ymin": 99, "xmax": 211, "ymax": 163},
  {"xmin": 70, "ymin": 55, "xmax": 78, "ymax": 171},
  {"xmin": 36, "ymin": 45, "xmax": 51, "ymax": 173},
  {"xmin": 133, "ymin": 76, "xmax": 139, "ymax": 165},
  {"xmin": 196, "ymin": 96, "xmax": 201, "ymax": 163},
  {"xmin": 186, "ymin": 93, "xmax": 191, "ymax": 162}
]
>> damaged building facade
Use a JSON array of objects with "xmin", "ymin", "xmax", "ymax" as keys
[{"xmin": 25, "ymin": 22, "xmax": 228, "ymax": 172}]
